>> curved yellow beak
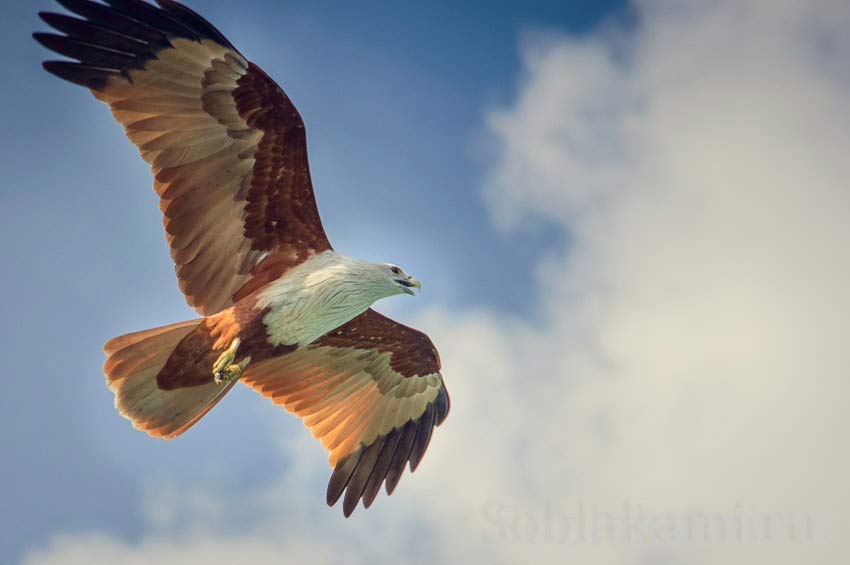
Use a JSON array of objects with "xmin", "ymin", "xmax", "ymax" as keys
[{"xmin": 401, "ymin": 276, "xmax": 421, "ymax": 295}]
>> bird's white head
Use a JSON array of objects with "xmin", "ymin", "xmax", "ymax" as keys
[
  {"xmin": 276, "ymin": 252, "xmax": 421, "ymax": 304},
  {"xmin": 370, "ymin": 263, "xmax": 421, "ymax": 297}
]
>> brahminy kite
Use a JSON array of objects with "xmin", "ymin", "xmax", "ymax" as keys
[{"xmin": 34, "ymin": 0, "xmax": 449, "ymax": 517}]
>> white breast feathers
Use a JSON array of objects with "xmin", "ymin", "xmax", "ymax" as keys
[{"xmin": 255, "ymin": 251, "xmax": 391, "ymax": 347}]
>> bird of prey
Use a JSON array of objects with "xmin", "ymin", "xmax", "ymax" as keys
[{"xmin": 34, "ymin": 0, "xmax": 449, "ymax": 517}]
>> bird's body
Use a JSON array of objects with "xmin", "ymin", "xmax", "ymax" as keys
[{"xmin": 35, "ymin": 0, "xmax": 448, "ymax": 517}]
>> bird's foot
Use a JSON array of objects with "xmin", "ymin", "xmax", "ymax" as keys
[{"xmin": 213, "ymin": 338, "xmax": 249, "ymax": 384}]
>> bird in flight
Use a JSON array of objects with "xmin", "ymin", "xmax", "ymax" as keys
[{"xmin": 34, "ymin": 0, "xmax": 449, "ymax": 517}]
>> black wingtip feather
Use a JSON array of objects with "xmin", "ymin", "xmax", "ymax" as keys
[
  {"xmin": 385, "ymin": 420, "xmax": 418, "ymax": 495},
  {"xmin": 362, "ymin": 433, "xmax": 402, "ymax": 509},
  {"xmin": 39, "ymin": 12, "xmax": 153, "ymax": 58},
  {"xmin": 435, "ymin": 386, "xmax": 450, "ymax": 426},
  {"xmin": 42, "ymin": 60, "xmax": 120, "ymax": 90},
  {"xmin": 409, "ymin": 404, "xmax": 436, "ymax": 472},
  {"xmin": 155, "ymin": 0, "xmax": 236, "ymax": 49},
  {"xmin": 103, "ymin": 0, "xmax": 201, "ymax": 40},
  {"xmin": 326, "ymin": 450, "xmax": 361, "ymax": 507},
  {"xmin": 34, "ymin": 33, "xmax": 138, "ymax": 70},
  {"xmin": 55, "ymin": 0, "xmax": 169, "ymax": 45},
  {"xmin": 342, "ymin": 440, "xmax": 384, "ymax": 517}
]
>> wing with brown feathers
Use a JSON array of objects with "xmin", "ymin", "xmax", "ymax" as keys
[
  {"xmin": 35, "ymin": 0, "xmax": 331, "ymax": 315},
  {"xmin": 241, "ymin": 309, "xmax": 450, "ymax": 517}
]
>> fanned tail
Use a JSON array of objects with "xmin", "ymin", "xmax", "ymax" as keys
[{"xmin": 103, "ymin": 319, "xmax": 235, "ymax": 439}]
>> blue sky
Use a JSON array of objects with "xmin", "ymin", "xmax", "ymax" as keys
[
  {"xmin": 0, "ymin": 1, "xmax": 625, "ymax": 562},
  {"xmin": 8, "ymin": 2, "xmax": 849, "ymax": 564}
]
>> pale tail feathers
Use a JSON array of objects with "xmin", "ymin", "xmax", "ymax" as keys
[{"xmin": 103, "ymin": 319, "xmax": 235, "ymax": 439}]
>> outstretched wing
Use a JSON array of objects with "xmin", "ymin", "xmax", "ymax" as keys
[
  {"xmin": 241, "ymin": 309, "xmax": 450, "ymax": 517},
  {"xmin": 35, "ymin": 0, "xmax": 331, "ymax": 315}
]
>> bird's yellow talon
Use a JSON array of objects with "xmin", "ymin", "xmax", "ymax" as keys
[{"xmin": 213, "ymin": 338, "xmax": 247, "ymax": 384}]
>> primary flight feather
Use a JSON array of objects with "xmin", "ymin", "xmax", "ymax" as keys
[{"xmin": 34, "ymin": 0, "xmax": 449, "ymax": 517}]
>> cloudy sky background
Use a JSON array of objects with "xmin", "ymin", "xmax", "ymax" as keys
[{"xmin": 2, "ymin": 0, "xmax": 848, "ymax": 563}]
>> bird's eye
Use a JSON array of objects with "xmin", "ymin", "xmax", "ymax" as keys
[{"xmin": 390, "ymin": 266, "xmax": 400, "ymax": 275}]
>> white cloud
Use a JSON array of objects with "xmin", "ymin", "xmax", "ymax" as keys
[
  {"xmin": 25, "ymin": 532, "xmax": 342, "ymax": 565},
  {"xmin": 24, "ymin": 1, "xmax": 850, "ymax": 564}
]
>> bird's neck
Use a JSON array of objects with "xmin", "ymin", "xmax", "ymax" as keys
[{"xmin": 254, "ymin": 251, "xmax": 387, "ymax": 347}]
